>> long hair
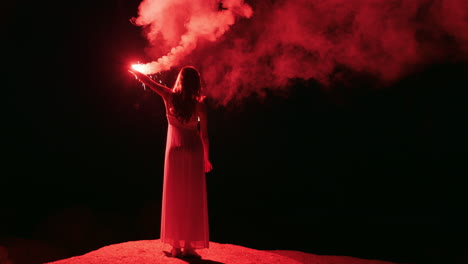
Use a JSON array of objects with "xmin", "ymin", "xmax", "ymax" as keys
[{"xmin": 172, "ymin": 66, "xmax": 202, "ymax": 123}]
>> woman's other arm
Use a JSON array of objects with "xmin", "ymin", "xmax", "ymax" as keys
[{"xmin": 198, "ymin": 101, "xmax": 213, "ymax": 173}]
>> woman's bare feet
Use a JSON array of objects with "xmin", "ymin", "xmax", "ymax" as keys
[{"xmin": 171, "ymin": 247, "xmax": 182, "ymax": 258}]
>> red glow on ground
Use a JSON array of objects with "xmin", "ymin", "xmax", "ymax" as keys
[{"xmin": 43, "ymin": 239, "xmax": 401, "ymax": 264}]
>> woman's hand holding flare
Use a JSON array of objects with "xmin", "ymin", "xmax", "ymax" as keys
[{"xmin": 129, "ymin": 66, "xmax": 143, "ymax": 81}]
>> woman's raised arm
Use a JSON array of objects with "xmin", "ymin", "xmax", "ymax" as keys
[{"xmin": 129, "ymin": 69, "xmax": 173, "ymax": 100}]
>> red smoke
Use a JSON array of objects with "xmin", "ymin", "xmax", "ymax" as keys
[
  {"xmin": 131, "ymin": 0, "xmax": 253, "ymax": 74},
  {"xmin": 132, "ymin": 0, "xmax": 468, "ymax": 105}
]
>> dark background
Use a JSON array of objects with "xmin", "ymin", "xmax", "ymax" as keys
[{"xmin": 2, "ymin": 1, "xmax": 467, "ymax": 264}]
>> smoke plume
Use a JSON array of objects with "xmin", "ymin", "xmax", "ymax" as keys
[
  {"xmin": 132, "ymin": 0, "xmax": 468, "ymax": 104},
  {"xmin": 131, "ymin": 0, "xmax": 253, "ymax": 74}
]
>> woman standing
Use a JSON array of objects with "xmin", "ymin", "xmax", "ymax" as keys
[{"xmin": 129, "ymin": 66, "xmax": 213, "ymax": 258}]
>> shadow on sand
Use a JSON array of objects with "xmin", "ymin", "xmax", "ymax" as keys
[{"xmin": 163, "ymin": 251, "xmax": 225, "ymax": 264}]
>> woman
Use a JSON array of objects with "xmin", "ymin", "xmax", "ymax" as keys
[{"xmin": 129, "ymin": 66, "xmax": 213, "ymax": 258}]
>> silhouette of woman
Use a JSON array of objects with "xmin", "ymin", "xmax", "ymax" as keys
[{"xmin": 129, "ymin": 66, "xmax": 213, "ymax": 258}]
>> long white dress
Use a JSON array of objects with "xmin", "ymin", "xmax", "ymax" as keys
[{"xmin": 160, "ymin": 97, "xmax": 209, "ymax": 249}]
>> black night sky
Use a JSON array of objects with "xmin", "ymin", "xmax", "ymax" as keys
[{"xmin": 2, "ymin": 1, "xmax": 467, "ymax": 264}]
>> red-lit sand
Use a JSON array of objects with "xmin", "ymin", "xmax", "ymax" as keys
[{"xmin": 43, "ymin": 239, "xmax": 400, "ymax": 264}]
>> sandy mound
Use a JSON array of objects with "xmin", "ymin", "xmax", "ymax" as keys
[{"xmin": 44, "ymin": 239, "xmax": 400, "ymax": 264}]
